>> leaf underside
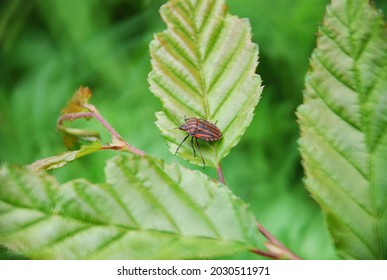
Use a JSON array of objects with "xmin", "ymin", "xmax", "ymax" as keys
[
  {"xmin": 298, "ymin": 0, "xmax": 387, "ymax": 259},
  {"xmin": 28, "ymin": 142, "xmax": 103, "ymax": 172},
  {"xmin": 149, "ymin": 0, "xmax": 262, "ymax": 167},
  {"xmin": 0, "ymin": 155, "xmax": 259, "ymax": 259}
]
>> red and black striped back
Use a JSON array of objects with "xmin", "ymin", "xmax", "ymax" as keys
[{"xmin": 179, "ymin": 118, "xmax": 222, "ymax": 141}]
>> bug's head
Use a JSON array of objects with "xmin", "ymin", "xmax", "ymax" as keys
[{"xmin": 172, "ymin": 114, "xmax": 191, "ymax": 130}]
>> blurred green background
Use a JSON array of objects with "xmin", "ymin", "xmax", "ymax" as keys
[{"xmin": 1, "ymin": 0, "xmax": 386, "ymax": 260}]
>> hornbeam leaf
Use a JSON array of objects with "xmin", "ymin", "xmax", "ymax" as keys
[
  {"xmin": 0, "ymin": 155, "xmax": 259, "ymax": 259},
  {"xmin": 297, "ymin": 0, "xmax": 387, "ymax": 259},
  {"xmin": 149, "ymin": 0, "xmax": 262, "ymax": 168}
]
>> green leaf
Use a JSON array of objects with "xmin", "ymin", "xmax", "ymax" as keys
[
  {"xmin": 59, "ymin": 126, "xmax": 100, "ymax": 150},
  {"xmin": 297, "ymin": 0, "xmax": 387, "ymax": 259},
  {"xmin": 0, "ymin": 155, "xmax": 259, "ymax": 259},
  {"xmin": 149, "ymin": 0, "xmax": 262, "ymax": 168},
  {"xmin": 28, "ymin": 142, "xmax": 103, "ymax": 172},
  {"xmin": 57, "ymin": 86, "xmax": 101, "ymax": 149}
]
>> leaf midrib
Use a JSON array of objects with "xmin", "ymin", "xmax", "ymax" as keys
[
  {"xmin": 147, "ymin": 158, "xmax": 223, "ymax": 238},
  {"xmin": 346, "ymin": 7, "xmax": 384, "ymax": 258},
  {"xmin": 189, "ymin": 1, "xmax": 211, "ymax": 119},
  {"xmin": 0, "ymin": 197, "xmax": 244, "ymax": 242}
]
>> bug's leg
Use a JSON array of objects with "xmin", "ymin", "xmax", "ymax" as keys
[
  {"xmin": 196, "ymin": 138, "xmax": 205, "ymax": 169},
  {"xmin": 190, "ymin": 136, "xmax": 196, "ymax": 157},
  {"xmin": 175, "ymin": 133, "xmax": 190, "ymax": 155}
]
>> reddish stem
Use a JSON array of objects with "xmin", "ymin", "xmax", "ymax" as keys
[
  {"xmin": 57, "ymin": 111, "xmax": 145, "ymax": 157},
  {"xmin": 250, "ymin": 249, "xmax": 278, "ymax": 259},
  {"xmin": 216, "ymin": 163, "xmax": 226, "ymax": 184},
  {"xmin": 252, "ymin": 223, "xmax": 302, "ymax": 260}
]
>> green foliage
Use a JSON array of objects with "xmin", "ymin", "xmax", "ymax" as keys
[
  {"xmin": 149, "ymin": 0, "xmax": 262, "ymax": 168},
  {"xmin": 0, "ymin": 155, "xmax": 259, "ymax": 259},
  {"xmin": 298, "ymin": 0, "xmax": 387, "ymax": 259},
  {"xmin": 3, "ymin": 0, "xmax": 385, "ymax": 260}
]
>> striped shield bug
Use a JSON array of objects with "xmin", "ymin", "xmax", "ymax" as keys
[{"xmin": 175, "ymin": 117, "xmax": 222, "ymax": 168}]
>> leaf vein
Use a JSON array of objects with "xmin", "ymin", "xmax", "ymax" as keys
[
  {"xmin": 314, "ymin": 52, "xmax": 356, "ymax": 92},
  {"xmin": 153, "ymin": 53, "xmax": 202, "ymax": 98},
  {"xmin": 301, "ymin": 110, "xmax": 367, "ymax": 180},
  {"xmin": 82, "ymin": 230, "xmax": 127, "ymax": 259},
  {"xmin": 220, "ymin": 77, "xmax": 258, "ymax": 135},
  {"xmin": 151, "ymin": 75, "xmax": 202, "ymax": 117},
  {"xmin": 148, "ymin": 158, "xmax": 222, "ymax": 238},
  {"xmin": 72, "ymin": 182, "xmax": 111, "ymax": 222},
  {"xmin": 105, "ymin": 185, "xmax": 141, "ymax": 229},
  {"xmin": 0, "ymin": 215, "xmax": 49, "ymax": 237},
  {"xmin": 212, "ymin": 48, "xmax": 255, "ymax": 119},
  {"xmin": 157, "ymin": 34, "xmax": 199, "ymax": 74},
  {"xmin": 197, "ymin": 0, "xmax": 218, "ymax": 34},
  {"xmin": 320, "ymin": 27, "xmax": 351, "ymax": 58},
  {"xmin": 119, "ymin": 159, "xmax": 183, "ymax": 234},
  {"xmin": 164, "ymin": 3, "xmax": 194, "ymax": 41},
  {"xmin": 207, "ymin": 26, "xmax": 249, "ymax": 94},
  {"xmin": 28, "ymin": 225, "xmax": 93, "ymax": 256},
  {"xmin": 308, "ymin": 79, "xmax": 361, "ymax": 132},
  {"xmin": 302, "ymin": 145, "xmax": 373, "ymax": 219}
]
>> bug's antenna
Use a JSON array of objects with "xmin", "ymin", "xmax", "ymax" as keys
[
  {"xmin": 175, "ymin": 133, "xmax": 190, "ymax": 155},
  {"xmin": 171, "ymin": 115, "xmax": 182, "ymax": 128}
]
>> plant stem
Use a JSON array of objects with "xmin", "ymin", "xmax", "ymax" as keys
[
  {"xmin": 57, "ymin": 111, "xmax": 145, "ymax": 157},
  {"xmin": 250, "ymin": 248, "xmax": 278, "ymax": 259},
  {"xmin": 252, "ymin": 223, "xmax": 302, "ymax": 260},
  {"xmin": 214, "ymin": 162, "xmax": 297, "ymax": 259},
  {"xmin": 216, "ymin": 163, "xmax": 226, "ymax": 184}
]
